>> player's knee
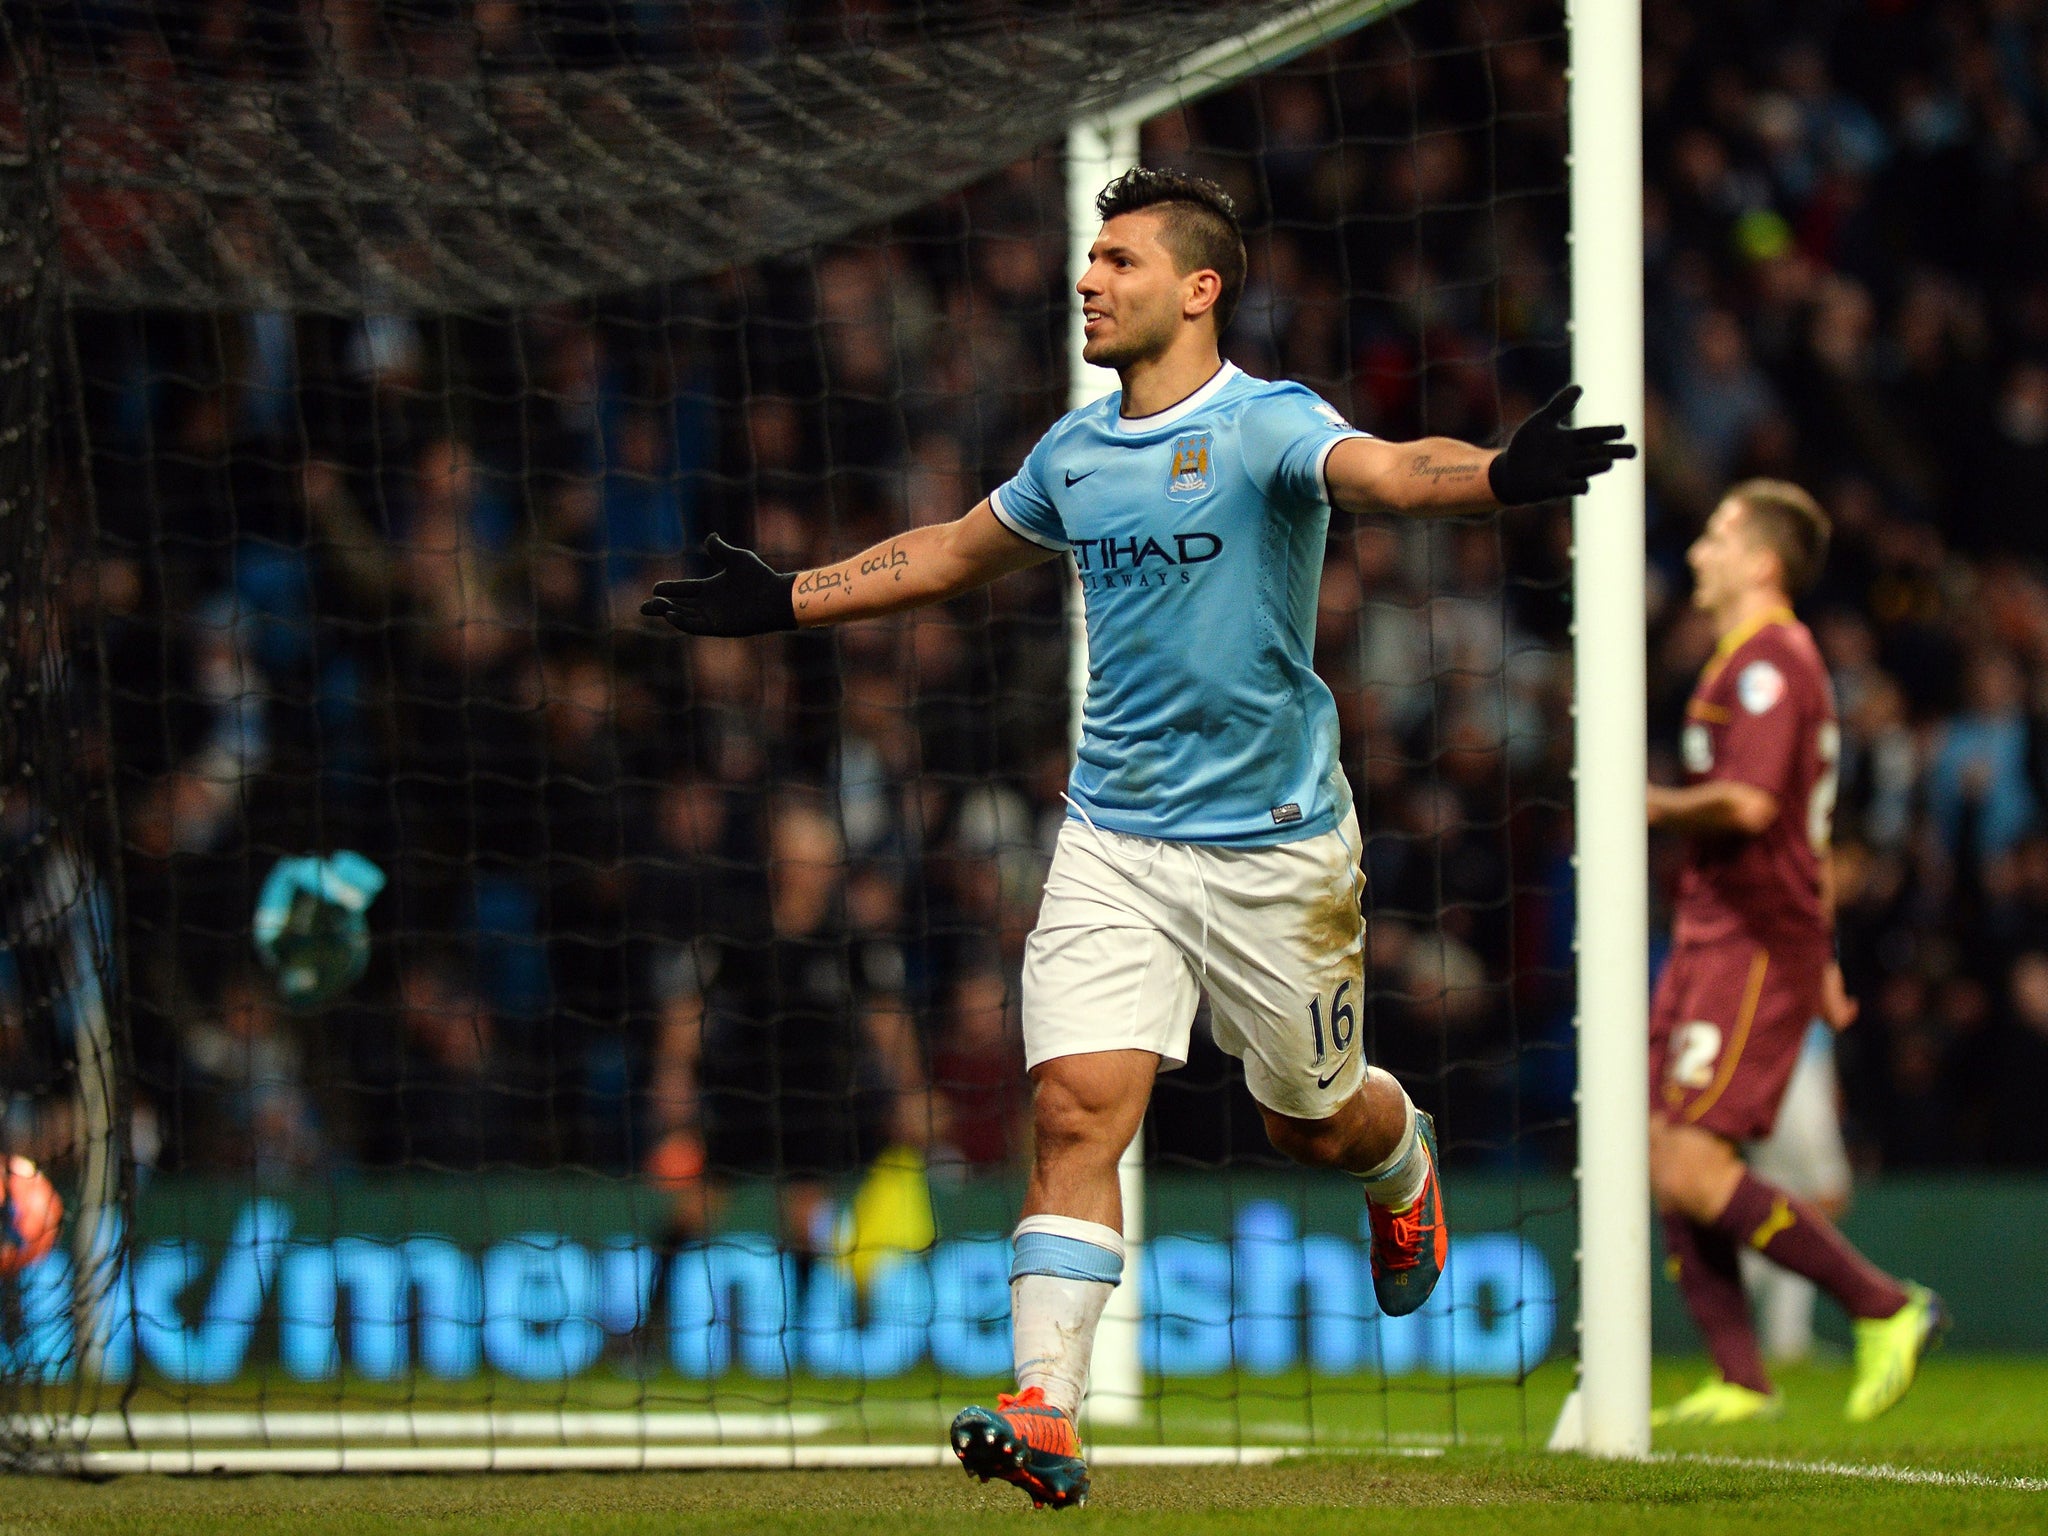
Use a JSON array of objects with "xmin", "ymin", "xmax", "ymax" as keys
[
  {"xmin": 1648, "ymin": 1153, "xmax": 1696, "ymax": 1216},
  {"xmin": 1649, "ymin": 1131, "xmax": 1734, "ymax": 1221}
]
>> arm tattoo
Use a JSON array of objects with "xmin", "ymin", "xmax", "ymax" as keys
[
  {"xmin": 857, "ymin": 541, "xmax": 911, "ymax": 580},
  {"xmin": 1408, "ymin": 453, "xmax": 1483, "ymax": 484},
  {"xmin": 793, "ymin": 567, "xmax": 848, "ymax": 614},
  {"xmin": 792, "ymin": 541, "xmax": 912, "ymax": 614}
]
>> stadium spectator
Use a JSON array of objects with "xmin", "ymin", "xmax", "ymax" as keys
[
  {"xmin": 931, "ymin": 965, "xmax": 1030, "ymax": 1169},
  {"xmin": 645, "ymin": 792, "xmax": 931, "ymax": 1256},
  {"xmin": 1925, "ymin": 648, "xmax": 2039, "ymax": 864},
  {"xmin": 1990, "ymin": 951, "xmax": 2048, "ymax": 1165},
  {"xmin": 391, "ymin": 952, "xmax": 512, "ymax": 1171},
  {"xmin": 181, "ymin": 967, "xmax": 323, "ymax": 1180},
  {"xmin": 1673, "ymin": 310, "xmax": 1781, "ymax": 485},
  {"xmin": 598, "ymin": 408, "xmax": 691, "ymax": 610}
]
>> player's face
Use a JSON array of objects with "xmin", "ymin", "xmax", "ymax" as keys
[
  {"xmin": 1687, "ymin": 500, "xmax": 1770, "ymax": 614},
  {"xmin": 1077, "ymin": 211, "xmax": 1195, "ymax": 368}
]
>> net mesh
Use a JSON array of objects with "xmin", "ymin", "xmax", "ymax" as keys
[
  {"xmin": 0, "ymin": 39, "xmax": 129, "ymax": 1460},
  {"xmin": 1, "ymin": 0, "xmax": 1576, "ymax": 1467},
  {"xmin": 17, "ymin": 1, "xmax": 1405, "ymax": 313}
]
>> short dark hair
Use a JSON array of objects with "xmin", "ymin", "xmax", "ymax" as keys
[
  {"xmin": 1095, "ymin": 167, "xmax": 1248, "ymax": 334},
  {"xmin": 1727, "ymin": 478, "xmax": 1831, "ymax": 598}
]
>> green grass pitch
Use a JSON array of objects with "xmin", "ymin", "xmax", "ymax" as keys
[{"xmin": 6, "ymin": 1357, "xmax": 2043, "ymax": 1535}]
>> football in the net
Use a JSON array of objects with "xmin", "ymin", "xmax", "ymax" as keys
[{"xmin": 0, "ymin": 1157, "xmax": 63, "ymax": 1275}]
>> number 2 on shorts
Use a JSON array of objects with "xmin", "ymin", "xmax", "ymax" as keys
[
  {"xmin": 1307, "ymin": 978, "xmax": 1357, "ymax": 1067},
  {"xmin": 1668, "ymin": 1020, "xmax": 1723, "ymax": 1090}
]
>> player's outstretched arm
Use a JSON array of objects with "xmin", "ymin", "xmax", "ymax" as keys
[
  {"xmin": 643, "ymin": 501, "xmax": 1055, "ymax": 635},
  {"xmin": 1326, "ymin": 384, "xmax": 1635, "ymax": 517}
]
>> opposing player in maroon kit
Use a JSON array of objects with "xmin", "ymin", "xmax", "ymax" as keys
[{"xmin": 1646, "ymin": 480, "xmax": 1943, "ymax": 1427}]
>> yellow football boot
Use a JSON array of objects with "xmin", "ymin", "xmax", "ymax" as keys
[
  {"xmin": 1846, "ymin": 1283, "xmax": 1947, "ymax": 1423},
  {"xmin": 1651, "ymin": 1376, "xmax": 1784, "ymax": 1428}
]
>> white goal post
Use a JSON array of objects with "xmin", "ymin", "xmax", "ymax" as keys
[{"xmin": 1558, "ymin": 0, "xmax": 1652, "ymax": 1460}]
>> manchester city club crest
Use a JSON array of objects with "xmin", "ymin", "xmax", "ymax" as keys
[{"xmin": 1166, "ymin": 430, "xmax": 1213, "ymax": 501}]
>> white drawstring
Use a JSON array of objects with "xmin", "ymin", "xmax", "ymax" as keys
[
  {"xmin": 1185, "ymin": 841, "xmax": 1213, "ymax": 983},
  {"xmin": 1060, "ymin": 790, "xmax": 1113, "ymax": 856},
  {"xmin": 1061, "ymin": 792, "xmax": 1213, "ymax": 982}
]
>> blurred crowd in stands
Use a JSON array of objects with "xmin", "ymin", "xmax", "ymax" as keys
[
  {"xmin": 5, "ymin": 0, "xmax": 2048, "ymax": 1200},
  {"xmin": 1638, "ymin": 0, "xmax": 2048, "ymax": 1169}
]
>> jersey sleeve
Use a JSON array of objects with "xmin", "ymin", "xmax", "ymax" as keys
[
  {"xmin": 1710, "ymin": 646, "xmax": 1805, "ymax": 796},
  {"xmin": 988, "ymin": 428, "xmax": 1070, "ymax": 552},
  {"xmin": 1238, "ymin": 385, "xmax": 1373, "ymax": 508}
]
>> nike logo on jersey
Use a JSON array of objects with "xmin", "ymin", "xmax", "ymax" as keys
[
  {"xmin": 1316, "ymin": 1058, "xmax": 1352, "ymax": 1090},
  {"xmin": 1064, "ymin": 467, "xmax": 1099, "ymax": 487}
]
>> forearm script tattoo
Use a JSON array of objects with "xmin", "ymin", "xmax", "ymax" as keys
[
  {"xmin": 794, "ymin": 539, "xmax": 911, "ymax": 616},
  {"xmin": 1407, "ymin": 453, "xmax": 1484, "ymax": 485}
]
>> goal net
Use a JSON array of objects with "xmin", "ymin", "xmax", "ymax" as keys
[{"xmin": 2, "ymin": 0, "xmax": 1582, "ymax": 1472}]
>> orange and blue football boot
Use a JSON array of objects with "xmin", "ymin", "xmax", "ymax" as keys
[
  {"xmin": 949, "ymin": 1386, "xmax": 1089, "ymax": 1509},
  {"xmin": 1367, "ymin": 1109, "xmax": 1448, "ymax": 1317}
]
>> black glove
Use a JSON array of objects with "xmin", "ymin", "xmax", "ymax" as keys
[
  {"xmin": 641, "ymin": 534, "xmax": 798, "ymax": 636},
  {"xmin": 1487, "ymin": 385, "xmax": 1637, "ymax": 506}
]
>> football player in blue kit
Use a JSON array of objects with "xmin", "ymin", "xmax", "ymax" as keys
[{"xmin": 645, "ymin": 168, "xmax": 1633, "ymax": 1508}]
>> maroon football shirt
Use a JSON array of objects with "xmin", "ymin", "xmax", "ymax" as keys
[{"xmin": 1671, "ymin": 609, "xmax": 1838, "ymax": 950}]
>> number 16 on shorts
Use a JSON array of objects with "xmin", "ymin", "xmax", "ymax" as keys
[{"xmin": 1308, "ymin": 978, "xmax": 1357, "ymax": 1090}]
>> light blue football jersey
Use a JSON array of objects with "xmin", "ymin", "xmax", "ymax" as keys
[{"xmin": 990, "ymin": 362, "xmax": 1369, "ymax": 846}]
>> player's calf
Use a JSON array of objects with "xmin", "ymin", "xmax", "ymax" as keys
[
  {"xmin": 1713, "ymin": 1170, "xmax": 1909, "ymax": 1322},
  {"xmin": 1260, "ymin": 1064, "xmax": 1413, "ymax": 1172}
]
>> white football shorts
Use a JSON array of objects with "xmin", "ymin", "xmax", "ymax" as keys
[{"xmin": 1021, "ymin": 805, "xmax": 1369, "ymax": 1120}]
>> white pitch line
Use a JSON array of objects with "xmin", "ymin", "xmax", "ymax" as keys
[
  {"xmin": 1177, "ymin": 1433, "xmax": 1452, "ymax": 1457},
  {"xmin": 1166, "ymin": 1416, "xmax": 1464, "ymax": 1449},
  {"xmin": 6, "ymin": 1410, "xmax": 834, "ymax": 1444},
  {"xmin": 1090, "ymin": 1446, "xmax": 1293, "ymax": 1466},
  {"xmin": 69, "ymin": 1443, "xmax": 1313, "ymax": 1476},
  {"xmin": 77, "ymin": 1444, "xmax": 955, "ymax": 1476},
  {"xmin": 1667, "ymin": 1453, "xmax": 2048, "ymax": 1493}
]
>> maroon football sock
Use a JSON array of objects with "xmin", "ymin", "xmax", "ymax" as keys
[
  {"xmin": 1663, "ymin": 1212, "xmax": 1770, "ymax": 1394},
  {"xmin": 1713, "ymin": 1172, "xmax": 1908, "ymax": 1321}
]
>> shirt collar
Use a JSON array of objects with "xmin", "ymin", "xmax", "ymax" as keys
[
  {"xmin": 1113, "ymin": 361, "xmax": 1239, "ymax": 435},
  {"xmin": 1701, "ymin": 605, "xmax": 1796, "ymax": 689}
]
